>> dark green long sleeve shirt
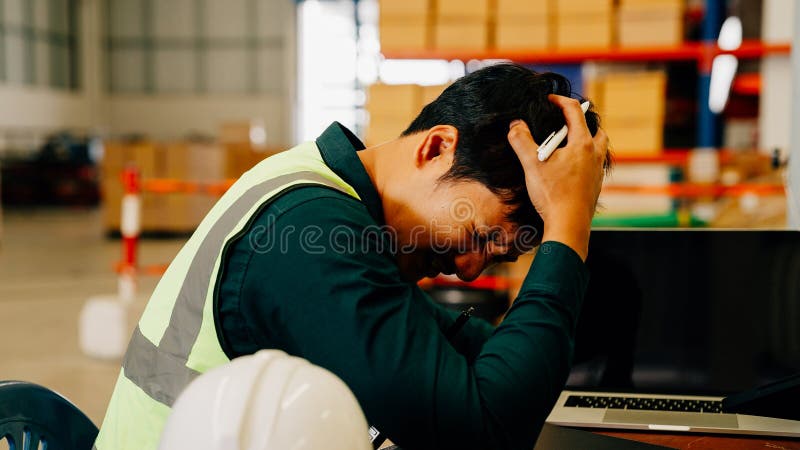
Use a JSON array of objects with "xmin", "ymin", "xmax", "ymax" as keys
[{"xmin": 216, "ymin": 123, "xmax": 589, "ymax": 450}]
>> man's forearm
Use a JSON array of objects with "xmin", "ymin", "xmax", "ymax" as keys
[
  {"xmin": 541, "ymin": 215, "xmax": 592, "ymax": 262},
  {"xmin": 469, "ymin": 241, "xmax": 588, "ymax": 450}
]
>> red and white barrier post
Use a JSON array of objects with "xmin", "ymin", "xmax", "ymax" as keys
[
  {"xmin": 118, "ymin": 165, "xmax": 141, "ymax": 303},
  {"xmin": 79, "ymin": 164, "xmax": 142, "ymax": 359}
]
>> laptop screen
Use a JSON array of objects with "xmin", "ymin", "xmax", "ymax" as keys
[{"xmin": 568, "ymin": 229, "xmax": 800, "ymax": 396}]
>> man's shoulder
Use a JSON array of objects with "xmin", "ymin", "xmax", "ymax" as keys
[{"xmin": 260, "ymin": 184, "xmax": 372, "ymax": 226}]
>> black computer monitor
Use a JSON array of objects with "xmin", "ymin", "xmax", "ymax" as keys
[{"xmin": 568, "ymin": 229, "xmax": 800, "ymax": 396}]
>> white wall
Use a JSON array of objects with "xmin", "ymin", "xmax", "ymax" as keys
[
  {"xmin": 107, "ymin": 95, "xmax": 289, "ymax": 143},
  {"xmin": 0, "ymin": 0, "xmax": 296, "ymax": 151},
  {"xmin": 0, "ymin": 85, "xmax": 94, "ymax": 130},
  {"xmin": 759, "ymin": 0, "xmax": 794, "ymax": 154},
  {"xmin": 0, "ymin": 0, "xmax": 104, "ymax": 141},
  {"xmin": 102, "ymin": 0, "xmax": 297, "ymax": 145}
]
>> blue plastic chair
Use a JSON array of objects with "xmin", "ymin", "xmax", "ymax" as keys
[{"xmin": 0, "ymin": 381, "xmax": 98, "ymax": 450}]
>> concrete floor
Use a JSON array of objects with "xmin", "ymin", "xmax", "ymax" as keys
[{"xmin": 0, "ymin": 208, "xmax": 186, "ymax": 426}]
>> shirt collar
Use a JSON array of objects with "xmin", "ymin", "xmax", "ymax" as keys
[{"xmin": 316, "ymin": 122, "xmax": 385, "ymax": 225}]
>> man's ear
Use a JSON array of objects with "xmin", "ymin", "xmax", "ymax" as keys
[{"xmin": 415, "ymin": 125, "xmax": 458, "ymax": 168}]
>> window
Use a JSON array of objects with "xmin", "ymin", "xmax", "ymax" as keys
[
  {"xmin": 297, "ymin": 0, "xmax": 360, "ymax": 141},
  {"xmin": 106, "ymin": 0, "xmax": 288, "ymax": 95},
  {"xmin": 0, "ymin": 0, "xmax": 79, "ymax": 90},
  {"xmin": 296, "ymin": 0, "xmax": 464, "ymax": 143}
]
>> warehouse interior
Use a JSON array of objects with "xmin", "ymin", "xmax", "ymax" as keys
[{"xmin": 1, "ymin": 0, "xmax": 800, "ymax": 449}]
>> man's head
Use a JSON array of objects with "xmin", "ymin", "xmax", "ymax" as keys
[{"xmin": 372, "ymin": 63, "xmax": 602, "ymax": 282}]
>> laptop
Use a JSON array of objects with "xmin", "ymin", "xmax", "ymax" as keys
[{"xmin": 546, "ymin": 229, "xmax": 800, "ymax": 438}]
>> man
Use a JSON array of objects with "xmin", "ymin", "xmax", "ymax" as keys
[{"xmin": 95, "ymin": 63, "xmax": 609, "ymax": 450}]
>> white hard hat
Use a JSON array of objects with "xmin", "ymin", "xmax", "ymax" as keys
[{"xmin": 159, "ymin": 350, "xmax": 372, "ymax": 450}]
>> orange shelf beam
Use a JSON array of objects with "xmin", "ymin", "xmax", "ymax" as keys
[
  {"xmin": 612, "ymin": 149, "xmax": 742, "ymax": 165},
  {"xmin": 732, "ymin": 73, "xmax": 762, "ymax": 95},
  {"xmin": 382, "ymin": 40, "xmax": 791, "ymax": 64},
  {"xmin": 141, "ymin": 178, "xmax": 236, "ymax": 196},
  {"xmin": 602, "ymin": 182, "xmax": 785, "ymax": 198}
]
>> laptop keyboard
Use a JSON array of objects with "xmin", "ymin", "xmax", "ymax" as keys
[{"xmin": 565, "ymin": 395, "xmax": 724, "ymax": 413}]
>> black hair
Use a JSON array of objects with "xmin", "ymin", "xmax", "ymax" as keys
[{"xmin": 402, "ymin": 63, "xmax": 603, "ymax": 229}]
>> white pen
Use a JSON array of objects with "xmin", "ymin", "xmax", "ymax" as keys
[{"xmin": 537, "ymin": 101, "xmax": 591, "ymax": 162}]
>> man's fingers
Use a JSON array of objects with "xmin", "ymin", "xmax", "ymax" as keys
[
  {"xmin": 548, "ymin": 94, "xmax": 592, "ymax": 144},
  {"xmin": 507, "ymin": 119, "xmax": 538, "ymax": 164}
]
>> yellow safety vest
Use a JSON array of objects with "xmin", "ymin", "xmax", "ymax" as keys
[{"xmin": 94, "ymin": 142, "xmax": 360, "ymax": 450}]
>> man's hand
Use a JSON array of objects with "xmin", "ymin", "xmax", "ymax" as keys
[{"xmin": 507, "ymin": 94, "xmax": 609, "ymax": 261}]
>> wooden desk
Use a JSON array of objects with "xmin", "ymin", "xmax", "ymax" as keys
[
  {"xmin": 379, "ymin": 430, "xmax": 800, "ymax": 449},
  {"xmin": 596, "ymin": 430, "xmax": 800, "ymax": 449}
]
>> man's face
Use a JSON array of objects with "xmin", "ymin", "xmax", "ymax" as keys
[{"xmin": 392, "ymin": 179, "xmax": 538, "ymax": 282}]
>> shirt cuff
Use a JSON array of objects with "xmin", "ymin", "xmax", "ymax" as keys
[{"xmin": 519, "ymin": 240, "xmax": 590, "ymax": 314}]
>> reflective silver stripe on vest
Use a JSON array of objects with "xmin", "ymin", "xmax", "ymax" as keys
[
  {"xmin": 123, "ymin": 171, "xmax": 349, "ymax": 407},
  {"xmin": 123, "ymin": 325, "xmax": 202, "ymax": 406}
]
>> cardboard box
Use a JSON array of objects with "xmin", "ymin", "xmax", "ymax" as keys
[
  {"xmin": 379, "ymin": 0, "xmax": 430, "ymax": 17},
  {"xmin": 583, "ymin": 76, "xmax": 604, "ymax": 109},
  {"xmin": 495, "ymin": 16, "xmax": 550, "ymax": 50},
  {"xmin": 101, "ymin": 142, "xmax": 132, "ymax": 171},
  {"xmin": 380, "ymin": 17, "xmax": 430, "ymax": 52},
  {"xmin": 219, "ymin": 122, "xmax": 253, "ymax": 145},
  {"xmin": 101, "ymin": 174, "xmax": 122, "ymax": 232},
  {"xmin": 100, "ymin": 139, "xmax": 290, "ymax": 233},
  {"xmin": 225, "ymin": 144, "xmax": 249, "ymax": 179},
  {"xmin": 367, "ymin": 84, "xmax": 421, "ymax": 120},
  {"xmin": 140, "ymin": 194, "xmax": 166, "ymax": 231},
  {"xmin": 101, "ymin": 139, "xmax": 252, "ymax": 233},
  {"xmin": 365, "ymin": 117, "xmax": 410, "ymax": 146},
  {"xmin": 162, "ymin": 142, "xmax": 226, "ymax": 232},
  {"xmin": 162, "ymin": 193, "xmax": 219, "ymax": 232},
  {"xmin": 165, "ymin": 142, "xmax": 225, "ymax": 181},
  {"xmin": 437, "ymin": 0, "xmax": 490, "ymax": 19},
  {"xmin": 601, "ymin": 71, "xmax": 666, "ymax": 118},
  {"xmin": 434, "ymin": 20, "xmax": 489, "ymax": 51},
  {"xmin": 596, "ymin": 192, "xmax": 674, "ymax": 215},
  {"xmin": 496, "ymin": 0, "xmax": 551, "ymax": 18},
  {"xmin": 102, "ymin": 141, "xmax": 166, "ymax": 232},
  {"xmin": 193, "ymin": 143, "xmax": 225, "ymax": 180},
  {"xmin": 555, "ymin": 13, "xmax": 612, "ymax": 49},
  {"xmin": 419, "ymin": 84, "xmax": 449, "ymax": 109},
  {"xmin": 225, "ymin": 143, "xmax": 276, "ymax": 179},
  {"xmin": 554, "ymin": 0, "xmax": 612, "ymax": 15},
  {"xmin": 620, "ymin": 0, "xmax": 683, "ymax": 6},
  {"xmin": 101, "ymin": 142, "xmax": 128, "ymax": 232},
  {"xmin": 603, "ymin": 163, "xmax": 673, "ymax": 186},
  {"xmin": 618, "ymin": 3, "xmax": 684, "ymax": 47},
  {"xmin": 602, "ymin": 116, "xmax": 664, "ymax": 155}
]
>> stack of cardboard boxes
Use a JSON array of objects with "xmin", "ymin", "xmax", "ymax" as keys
[
  {"xmin": 435, "ymin": 0, "xmax": 490, "ymax": 51},
  {"xmin": 495, "ymin": 0, "xmax": 550, "ymax": 51},
  {"xmin": 618, "ymin": 0, "xmax": 684, "ymax": 47},
  {"xmin": 554, "ymin": 0, "xmax": 613, "ymax": 49},
  {"xmin": 379, "ymin": 0, "xmax": 685, "ymax": 52},
  {"xmin": 365, "ymin": 84, "xmax": 448, "ymax": 146},
  {"xmin": 102, "ymin": 141, "xmax": 226, "ymax": 234},
  {"xmin": 101, "ymin": 139, "xmax": 279, "ymax": 234},
  {"xmin": 365, "ymin": 84, "xmax": 420, "ymax": 146},
  {"xmin": 102, "ymin": 141, "xmax": 165, "ymax": 233},
  {"xmin": 593, "ymin": 70, "xmax": 672, "ymax": 217},
  {"xmin": 161, "ymin": 142, "xmax": 225, "ymax": 231},
  {"xmin": 219, "ymin": 121, "xmax": 279, "ymax": 179},
  {"xmin": 589, "ymin": 70, "xmax": 667, "ymax": 155},
  {"xmin": 379, "ymin": 0, "xmax": 432, "ymax": 52}
]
